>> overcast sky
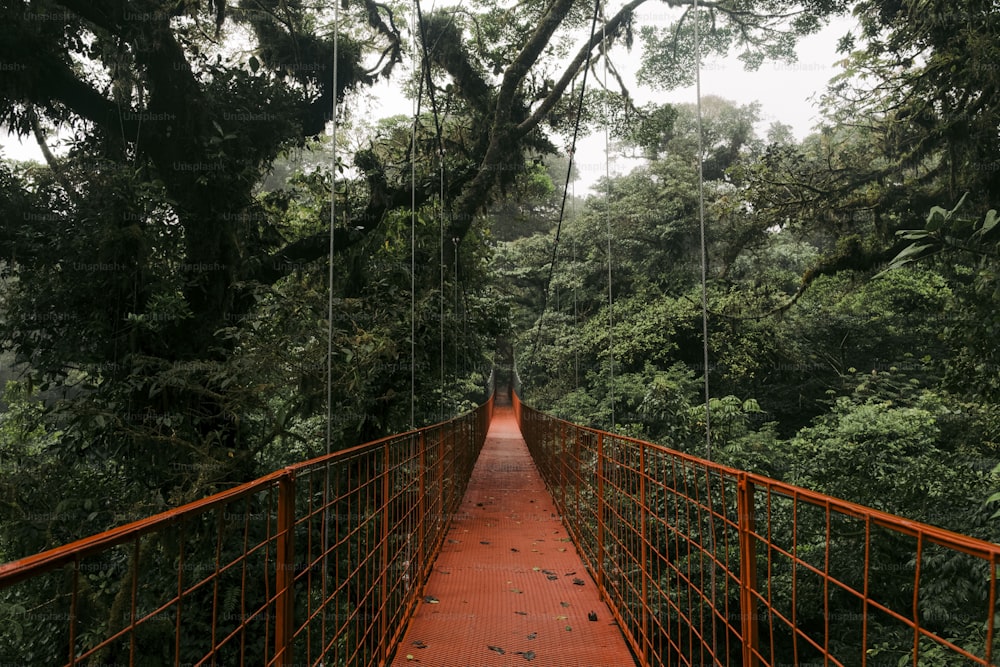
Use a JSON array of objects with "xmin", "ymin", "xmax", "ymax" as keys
[
  {"xmin": 667, "ymin": 16, "xmax": 855, "ymax": 136},
  {"xmin": 573, "ymin": 14, "xmax": 857, "ymax": 190}
]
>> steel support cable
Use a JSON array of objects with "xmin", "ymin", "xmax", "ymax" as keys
[
  {"xmin": 414, "ymin": 0, "xmax": 450, "ymax": 421},
  {"xmin": 529, "ymin": 0, "xmax": 604, "ymax": 364},
  {"xmin": 326, "ymin": 0, "xmax": 341, "ymax": 463},
  {"xmin": 693, "ymin": 0, "xmax": 711, "ymax": 460},
  {"xmin": 602, "ymin": 12, "xmax": 615, "ymax": 431},
  {"xmin": 409, "ymin": 0, "xmax": 423, "ymax": 428},
  {"xmin": 692, "ymin": 1, "xmax": 720, "ymax": 661},
  {"xmin": 323, "ymin": 0, "xmax": 341, "ymax": 649},
  {"xmin": 572, "ymin": 181, "xmax": 579, "ymax": 390}
]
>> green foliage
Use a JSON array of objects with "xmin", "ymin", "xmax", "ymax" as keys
[
  {"xmin": 0, "ymin": 380, "xmax": 134, "ymax": 563},
  {"xmin": 0, "ymin": 381, "xmax": 55, "ymax": 456},
  {"xmin": 4, "ymin": 0, "xmax": 1000, "ymax": 662},
  {"xmin": 616, "ymin": 103, "xmax": 678, "ymax": 159},
  {"xmin": 885, "ymin": 196, "xmax": 1000, "ymax": 403}
]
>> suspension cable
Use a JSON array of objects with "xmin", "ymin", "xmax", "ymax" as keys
[
  {"xmin": 602, "ymin": 8, "xmax": 615, "ymax": 431},
  {"xmin": 440, "ymin": 167, "xmax": 446, "ymax": 421},
  {"xmin": 693, "ymin": 0, "xmax": 719, "ymax": 659},
  {"xmin": 323, "ymin": 0, "xmax": 341, "ymax": 646},
  {"xmin": 413, "ymin": 0, "xmax": 449, "ymax": 421},
  {"xmin": 530, "ymin": 0, "xmax": 603, "ymax": 364},
  {"xmin": 693, "ymin": 0, "xmax": 711, "ymax": 461},
  {"xmin": 410, "ymin": 0, "xmax": 420, "ymax": 428},
  {"xmin": 325, "ymin": 4, "xmax": 342, "ymax": 460}
]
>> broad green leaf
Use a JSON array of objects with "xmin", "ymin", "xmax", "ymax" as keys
[
  {"xmin": 924, "ymin": 207, "xmax": 947, "ymax": 231},
  {"xmin": 981, "ymin": 209, "xmax": 999, "ymax": 235},
  {"xmin": 947, "ymin": 191, "xmax": 969, "ymax": 216},
  {"xmin": 882, "ymin": 243, "xmax": 934, "ymax": 274}
]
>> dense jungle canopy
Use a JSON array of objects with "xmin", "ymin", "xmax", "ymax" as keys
[{"xmin": 1, "ymin": 0, "xmax": 999, "ymax": 661}]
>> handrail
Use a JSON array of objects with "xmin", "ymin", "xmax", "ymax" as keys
[
  {"xmin": 514, "ymin": 392, "xmax": 1000, "ymax": 666},
  {"xmin": 1, "ymin": 397, "xmax": 494, "ymax": 666}
]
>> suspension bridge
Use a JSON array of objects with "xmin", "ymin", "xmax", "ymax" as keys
[{"xmin": 1, "ymin": 386, "xmax": 999, "ymax": 666}]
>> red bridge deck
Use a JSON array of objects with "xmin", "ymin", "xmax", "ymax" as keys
[{"xmin": 391, "ymin": 406, "xmax": 637, "ymax": 666}]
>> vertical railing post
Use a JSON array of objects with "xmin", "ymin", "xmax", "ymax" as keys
[
  {"xmin": 459, "ymin": 418, "xmax": 466, "ymax": 477},
  {"xmin": 275, "ymin": 470, "xmax": 296, "ymax": 667},
  {"xmin": 560, "ymin": 422, "xmax": 567, "ymax": 510},
  {"xmin": 575, "ymin": 428, "xmax": 582, "ymax": 531},
  {"xmin": 639, "ymin": 442, "xmax": 650, "ymax": 664},
  {"xmin": 596, "ymin": 432, "xmax": 605, "ymax": 590},
  {"xmin": 418, "ymin": 431, "xmax": 427, "ymax": 575},
  {"xmin": 438, "ymin": 428, "xmax": 445, "ymax": 526},
  {"xmin": 448, "ymin": 421, "xmax": 456, "ymax": 506},
  {"xmin": 379, "ymin": 443, "xmax": 391, "ymax": 662},
  {"xmin": 738, "ymin": 475, "xmax": 760, "ymax": 666},
  {"xmin": 468, "ymin": 415, "xmax": 473, "ymax": 471}
]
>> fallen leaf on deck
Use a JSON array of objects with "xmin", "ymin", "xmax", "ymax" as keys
[
  {"xmin": 588, "ymin": 611, "xmax": 598, "ymax": 621},
  {"xmin": 423, "ymin": 596, "xmax": 439, "ymax": 604},
  {"xmin": 514, "ymin": 610, "xmax": 528, "ymax": 615},
  {"xmin": 516, "ymin": 650, "xmax": 536, "ymax": 661},
  {"xmin": 527, "ymin": 632, "xmax": 537, "ymax": 640},
  {"xmin": 560, "ymin": 601, "xmax": 570, "ymax": 607},
  {"xmin": 487, "ymin": 645, "xmax": 505, "ymax": 655},
  {"xmin": 572, "ymin": 578, "xmax": 585, "ymax": 586}
]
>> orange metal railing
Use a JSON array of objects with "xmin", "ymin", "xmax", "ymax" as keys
[
  {"xmin": 514, "ymin": 393, "xmax": 1000, "ymax": 667},
  {"xmin": 0, "ymin": 397, "xmax": 493, "ymax": 666}
]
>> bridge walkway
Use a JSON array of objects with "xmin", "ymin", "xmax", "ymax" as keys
[{"xmin": 391, "ymin": 405, "xmax": 636, "ymax": 666}]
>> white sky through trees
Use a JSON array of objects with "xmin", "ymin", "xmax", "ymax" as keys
[
  {"xmin": 356, "ymin": 12, "xmax": 855, "ymax": 194},
  {"xmin": 575, "ymin": 14, "xmax": 858, "ymax": 192}
]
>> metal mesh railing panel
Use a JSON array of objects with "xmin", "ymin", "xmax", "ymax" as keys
[
  {"xmin": 515, "ymin": 393, "xmax": 1000, "ymax": 667},
  {"xmin": 0, "ymin": 398, "xmax": 493, "ymax": 666}
]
